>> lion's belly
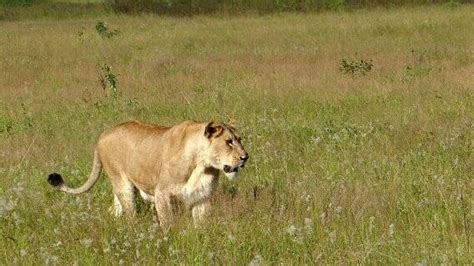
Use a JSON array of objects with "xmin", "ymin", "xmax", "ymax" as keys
[
  {"xmin": 133, "ymin": 177, "xmax": 215, "ymax": 207},
  {"xmin": 138, "ymin": 189, "xmax": 155, "ymax": 202}
]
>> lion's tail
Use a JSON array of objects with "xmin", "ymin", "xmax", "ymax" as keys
[{"xmin": 48, "ymin": 149, "xmax": 102, "ymax": 194}]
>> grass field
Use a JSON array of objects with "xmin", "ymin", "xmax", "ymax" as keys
[{"xmin": 0, "ymin": 3, "xmax": 473, "ymax": 264}]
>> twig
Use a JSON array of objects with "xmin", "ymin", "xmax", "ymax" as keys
[{"xmin": 14, "ymin": 134, "xmax": 37, "ymax": 171}]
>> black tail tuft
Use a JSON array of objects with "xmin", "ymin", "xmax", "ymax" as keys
[{"xmin": 48, "ymin": 173, "xmax": 64, "ymax": 187}]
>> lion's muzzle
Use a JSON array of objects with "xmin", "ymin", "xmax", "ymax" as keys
[{"xmin": 239, "ymin": 153, "xmax": 249, "ymax": 167}]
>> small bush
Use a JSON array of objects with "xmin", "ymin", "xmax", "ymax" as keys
[
  {"xmin": 339, "ymin": 59, "xmax": 373, "ymax": 75},
  {"xmin": 95, "ymin": 21, "xmax": 119, "ymax": 38},
  {"xmin": 404, "ymin": 65, "xmax": 432, "ymax": 81},
  {"xmin": 0, "ymin": 117, "xmax": 13, "ymax": 134},
  {"xmin": 99, "ymin": 64, "xmax": 119, "ymax": 98},
  {"xmin": 106, "ymin": 0, "xmax": 327, "ymax": 14},
  {"xmin": 0, "ymin": 0, "xmax": 46, "ymax": 7},
  {"xmin": 326, "ymin": 0, "xmax": 346, "ymax": 10},
  {"xmin": 103, "ymin": 0, "xmax": 468, "ymax": 15}
]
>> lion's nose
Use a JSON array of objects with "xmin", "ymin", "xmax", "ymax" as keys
[{"xmin": 240, "ymin": 154, "xmax": 249, "ymax": 162}]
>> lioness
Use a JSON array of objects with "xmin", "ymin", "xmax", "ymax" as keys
[{"xmin": 48, "ymin": 120, "xmax": 248, "ymax": 228}]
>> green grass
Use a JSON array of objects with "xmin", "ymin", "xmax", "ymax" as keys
[
  {"xmin": 0, "ymin": 0, "xmax": 469, "ymax": 20},
  {"xmin": 0, "ymin": 4, "xmax": 473, "ymax": 264}
]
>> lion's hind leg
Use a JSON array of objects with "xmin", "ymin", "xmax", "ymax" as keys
[
  {"xmin": 109, "ymin": 194, "xmax": 123, "ymax": 217},
  {"xmin": 110, "ymin": 179, "xmax": 136, "ymax": 217}
]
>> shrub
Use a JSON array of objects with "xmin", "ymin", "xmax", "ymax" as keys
[
  {"xmin": 339, "ymin": 59, "xmax": 374, "ymax": 75},
  {"xmin": 103, "ymin": 0, "xmax": 468, "ymax": 15},
  {"xmin": 0, "ymin": 0, "xmax": 46, "ymax": 7},
  {"xmin": 95, "ymin": 21, "xmax": 120, "ymax": 38},
  {"xmin": 99, "ymin": 64, "xmax": 119, "ymax": 98}
]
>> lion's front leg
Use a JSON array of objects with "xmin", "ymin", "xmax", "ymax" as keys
[
  {"xmin": 154, "ymin": 190, "xmax": 172, "ymax": 230},
  {"xmin": 192, "ymin": 200, "xmax": 211, "ymax": 225}
]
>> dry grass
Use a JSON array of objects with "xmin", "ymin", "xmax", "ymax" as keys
[{"xmin": 0, "ymin": 4, "xmax": 473, "ymax": 264}]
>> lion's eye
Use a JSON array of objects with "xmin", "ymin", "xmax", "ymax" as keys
[{"xmin": 226, "ymin": 139, "xmax": 233, "ymax": 146}]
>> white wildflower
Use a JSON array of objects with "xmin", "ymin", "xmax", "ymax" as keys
[
  {"xmin": 440, "ymin": 254, "xmax": 448, "ymax": 265},
  {"xmin": 12, "ymin": 211, "xmax": 23, "ymax": 225},
  {"xmin": 227, "ymin": 234, "xmax": 236, "ymax": 243},
  {"xmin": 456, "ymin": 245, "xmax": 463, "ymax": 255},
  {"xmin": 86, "ymin": 198, "xmax": 92, "ymax": 210},
  {"xmin": 329, "ymin": 230, "xmax": 336, "ymax": 244},
  {"xmin": 415, "ymin": 259, "xmax": 427, "ymax": 266},
  {"xmin": 388, "ymin": 223, "xmax": 395, "ymax": 237},
  {"xmin": 294, "ymin": 233, "xmax": 304, "ymax": 244},
  {"xmin": 44, "ymin": 255, "xmax": 58, "ymax": 265},
  {"xmin": 168, "ymin": 245, "xmax": 178, "ymax": 256},
  {"xmin": 136, "ymin": 233, "xmax": 145, "ymax": 242},
  {"xmin": 311, "ymin": 136, "xmax": 321, "ymax": 145},
  {"xmin": 20, "ymin": 249, "xmax": 28, "ymax": 257},
  {"xmin": 248, "ymin": 254, "xmax": 263, "ymax": 266},
  {"xmin": 0, "ymin": 197, "xmax": 15, "ymax": 217},
  {"xmin": 286, "ymin": 224, "xmax": 297, "ymax": 236},
  {"xmin": 279, "ymin": 204, "xmax": 285, "ymax": 216},
  {"xmin": 286, "ymin": 224, "xmax": 303, "ymax": 243},
  {"xmin": 80, "ymin": 239, "xmax": 93, "ymax": 247},
  {"xmin": 11, "ymin": 182, "xmax": 25, "ymax": 194},
  {"xmin": 319, "ymin": 212, "xmax": 326, "ymax": 224},
  {"xmin": 368, "ymin": 216, "xmax": 375, "ymax": 234},
  {"xmin": 304, "ymin": 218, "xmax": 314, "ymax": 233},
  {"xmin": 75, "ymin": 197, "xmax": 83, "ymax": 207},
  {"xmin": 304, "ymin": 194, "xmax": 312, "ymax": 204},
  {"xmin": 156, "ymin": 239, "xmax": 162, "ymax": 249},
  {"xmin": 208, "ymin": 252, "xmax": 215, "ymax": 261}
]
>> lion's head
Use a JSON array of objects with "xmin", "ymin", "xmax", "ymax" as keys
[{"xmin": 204, "ymin": 121, "xmax": 249, "ymax": 180}]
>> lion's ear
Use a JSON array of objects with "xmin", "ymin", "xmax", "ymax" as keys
[
  {"xmin": 227, "ymin": 118, "xmax": 236, "ymax": 129},
  {"xmin": 205, "ymin": 122, "xmax": 223, "ymax": 138}
]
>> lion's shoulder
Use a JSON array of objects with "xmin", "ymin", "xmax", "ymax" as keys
[{"xmin": 167, "ymin": 121, "xmax": 207, "ymax": 144}]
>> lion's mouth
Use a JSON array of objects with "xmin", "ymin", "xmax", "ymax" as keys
[{"xmin": 223, "ymin": 165, "xmax": 238, "ymax": 174}]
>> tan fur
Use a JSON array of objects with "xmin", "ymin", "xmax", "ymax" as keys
[{"xmin": 49, "ymin": 120, "xmax": 248, "ymax": 228}]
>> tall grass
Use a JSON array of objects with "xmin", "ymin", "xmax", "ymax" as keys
[
  {"xmin": 0, "ymin": 0, "xmax": 46, "ymax": 6},
  {"xmin": 0, "ymin": 4, "xmax": 473, "ymax": 264},
  {"xmin": 1, "ymin": 0, "xmax": 470, "ymax": 20},
  {"xmin": 108, "ymin": 0, "xmax": 472, "ymax": 14}
]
